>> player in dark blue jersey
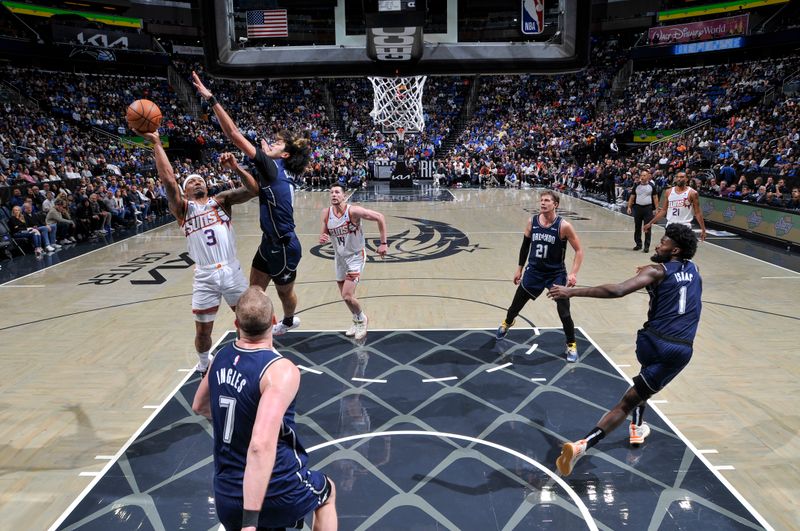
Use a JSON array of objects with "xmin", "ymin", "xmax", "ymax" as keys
[
  {"xmin": 192, "ymin": 72, "xmax": 312, "ymax": 337},
  {"xmin": 495, "ymin": 191, "xmax": 585, "ymax": 362},
  {"xmin": 548, "ymin": 224, "xmax": 701, "ymax": 476},
  {"xmin": 192, "ymin": 287, "xmax": 338, "ymax": 530}
]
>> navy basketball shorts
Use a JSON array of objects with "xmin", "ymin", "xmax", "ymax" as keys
[
  {"xmin": 635, "ymin": 329, "xmax": 693, "ymax": 394},
  {"xmin": 520, "ymin": 269, "xmax": 567, "ymax": 299},
  {"xmin": 215, "ymin": 470, "xmax": 332, "ymax": 530},
  {"xmin": 252, "ymin": 233, "xmax": 302, "ymax": 285}
]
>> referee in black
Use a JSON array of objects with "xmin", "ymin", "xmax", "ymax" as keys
[{"xmin": 627, "ymin": 170, "xmax": 659, "ymax": 252}]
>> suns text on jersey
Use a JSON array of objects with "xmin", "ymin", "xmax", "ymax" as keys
[{"xmin": 184, "ymin": 209, "xmax": 228, "ymax": 237}]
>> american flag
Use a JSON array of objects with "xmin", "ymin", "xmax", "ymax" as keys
[{"xmin": 246, "ymin": 9, "xmax": 288, "ymax": 38}]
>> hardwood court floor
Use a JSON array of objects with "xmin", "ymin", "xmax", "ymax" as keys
[{"xmin": 0, "ymin": 188, "xmax": 797, "ymax": 530}]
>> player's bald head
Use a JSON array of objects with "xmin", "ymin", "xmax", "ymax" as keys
[{"xmin": 235, "ymin": 287, "xmax": 274, "ymax": 339}]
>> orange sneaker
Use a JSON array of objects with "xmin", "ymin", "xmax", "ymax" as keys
[
  {"xmin": 629, "ymin": 422, "xmax": 651, "ymax": 447},
  {"xmin": 556, "ymin": 439, "xmax": 587, "ymax": 476}
]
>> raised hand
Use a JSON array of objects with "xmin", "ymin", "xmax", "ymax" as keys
[{"xmin": 191, "ymin": 71, "xmax": 212, "ymax": 100}]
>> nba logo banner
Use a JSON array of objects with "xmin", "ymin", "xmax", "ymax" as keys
[{"xmin": 521, "ymin": 0, "xmax": 544, "ymax": 35}]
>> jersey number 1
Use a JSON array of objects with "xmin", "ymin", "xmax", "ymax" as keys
[{"xmin": 677, "ymin": 286, "xmax": 687, "ymax": 315}]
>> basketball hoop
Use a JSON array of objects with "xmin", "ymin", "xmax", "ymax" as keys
[{"xmin": 368, "ymin": 75, "xmax": 426, "ymax": 132}]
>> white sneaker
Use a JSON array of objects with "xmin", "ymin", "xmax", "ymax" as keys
[
  {"xmin": 629, "ymin": 422, "xmax": 651, "ymax": 447},
  {"xmin": 45, "ymin": 245, "xmax": 56, "ymax": 252},
  {"xmin": 353, "ymin": 315, "xmax": 368, "ymax": 341},
  {"xmin": 556, "ymin": 439, "xmax": 587, "ymax": 476},
  {"xmin": 273, "ymin": 316, "xmax": 300, "ymax": 336},
  {"xmin": 194, "ymin": 354, "xmax": 213, "ymax": 375},
  {"xmin": 345, "ymin": 320, "xmax": 358, "ymax": 337},
  {"xmin": 53, "ymin": 243, "xmax": 62, "ymax": 249}
]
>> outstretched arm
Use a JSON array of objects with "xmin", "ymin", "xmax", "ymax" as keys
[
  {"xmin": 192, "ymin": 71, "xmax": 256, "ymax": 159},
  {"xmin": 138, "ymin": 131, "xmax": 185, "ymax": 220},
  {"xmin": 217, "ymin": 153, "xmax": 259, "ymax": 204},
  {"xmin": 219, "ymin": 152, "xmax": 260, "ymax": 196},
  {"xmin": 548, "ymin": 263, "xmax": 664, "ymax": 300},
  {"xmin": 351, "ymin": 205, "xmax": 388, "ymax": 257}
]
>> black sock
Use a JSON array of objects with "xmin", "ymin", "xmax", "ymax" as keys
[
  {"xmin": 632, "ymin": 404, "xmax": 646, "ymax": 426},
  {"xmin": 583, "ymin": 427, "xmax": 606, "ymax": 449},
  {"xmin": 282, "ymin": 316, "xmax": 294, "ymax": 327}
]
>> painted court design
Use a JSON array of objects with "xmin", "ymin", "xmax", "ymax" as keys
[{"xmin": 52, "ymin": 329, "xmax": 769, "ymax": 530}]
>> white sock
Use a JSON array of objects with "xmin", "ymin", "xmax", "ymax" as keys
[
  {"xmin": 197, "ymin": 350, "xmax": 210, "ymax": 366},
  {"xmin": 354, "ymin": 312, "xmax": 366, "ymax": 322}
]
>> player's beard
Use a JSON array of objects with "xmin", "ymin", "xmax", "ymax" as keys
[{"xmin": 651, "ymin": 251, "xmax": 671, "ymax": 263}]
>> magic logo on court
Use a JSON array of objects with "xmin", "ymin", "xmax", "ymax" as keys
[{"xmin": 310, "ymin": 216, "xmax": 484, "ymax": 263}]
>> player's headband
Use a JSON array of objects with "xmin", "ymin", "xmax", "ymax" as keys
[{"xmin": 182, "ymin": 174, "xmax": 205, "ymax": 193}]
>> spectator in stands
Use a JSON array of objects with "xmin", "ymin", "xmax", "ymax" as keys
[
  {"xmin": 45, "ymin": 199, "xmax": 77, "ymax": 244},
  {"xmin": 22, "ymin": 201, "xmax": 60, "ymax": 250},
  {"xmin": 787, "ymin": 188, "xmax": 800, "ymax": 211},
  {"xmin": 7, "ymin": 205, "xmax": 52, "ymax": 257}
]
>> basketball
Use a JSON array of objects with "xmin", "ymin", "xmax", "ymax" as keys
[{"xmin": 126, "ymin": 99, "xmax": 162, "ymax": 133}]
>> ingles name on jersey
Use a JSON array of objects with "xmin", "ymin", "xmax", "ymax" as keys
[
  {"xmin": 215, "ymin": 366, "xmax": 247, "ymax": 393},
  {"xmin": 183, "ymin": 206, "xmax": 230, "ymax": 237}
]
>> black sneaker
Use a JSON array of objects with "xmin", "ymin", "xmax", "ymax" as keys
[
  {"xmin": 632, "ymin": 245, "xmax": 642, "ymax": 251},
  {"xmin": 643, "ymin": 247, "xmax": 649, "ymax": 253}
]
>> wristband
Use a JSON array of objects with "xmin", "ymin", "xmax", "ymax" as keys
[
  {"xmin": 242, "ymin": 509, "xmax": 259, "ymax": 528},
  {"xmin": 207, "ymin": 95, "xmax": 218, "ymax": 108}
]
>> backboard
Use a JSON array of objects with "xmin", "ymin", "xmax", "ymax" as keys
[{"xmin": 201, "ymin": 0, "xmax": 590, "ymax": 78}]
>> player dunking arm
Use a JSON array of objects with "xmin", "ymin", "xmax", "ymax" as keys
[
  {"xmin": 548, "ymin": 224, "xmax": 701, "ymax": 476},
  {"xmin": 319, "ymin": 184, "xmax": 388, "ymax": 341},
  {"xmin": 644, "ymin": 171, "xmax": 706, "ymax": 242},
  {"xmin": 496, "ymin": 190, "xmax": 584, "ymax": 362},
  {"xmin": 192, "ymin": 287, "xmax": 337, "ymax": 531},
  {"xmin": 192, "ymin": 71, "xmax": 312, "ymax": 336},
  {"xmin": 139, "ymin": 130, "xmax": 254, "ymax": 373}
]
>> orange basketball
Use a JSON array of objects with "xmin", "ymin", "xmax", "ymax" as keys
[{"xmin": 126, "ymin": 99, "xmax": 162, "ymax": 134}]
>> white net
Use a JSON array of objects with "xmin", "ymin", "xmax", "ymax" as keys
[{"xmin": 368, "ymin": 75, "xmax": 427, "ymax": 133}]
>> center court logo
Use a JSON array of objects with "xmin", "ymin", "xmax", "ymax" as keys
[{"xmin": 310, "ymin": 216, "xmax": 485, "ymax": 263}]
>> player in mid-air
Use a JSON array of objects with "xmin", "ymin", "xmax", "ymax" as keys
[
  {"xmin": 192, "ymin": 71, "xmax": 312, "ymax": 336},
  {"xmin": 549, "ymin": 224, "xmax": 701, "ymax": 476},
  {"xmin": 319, "ymin": 184, "xmax": 388, "ymax": 340},
  {"xmin": 140, "ymin": 129, "xmax": 254, "ymax": 373},
  {"xmin": 496, "ymin": 190, "xmax": 584, "ymax": 362}
]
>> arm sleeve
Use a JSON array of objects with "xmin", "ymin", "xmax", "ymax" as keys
[
  {"xmin": 518, "ymin": 234, "xmax": 532, "ymax": 267},
  {"xmin": 249, "ymin": 148, "xmax": 279, "ymax": 185}
]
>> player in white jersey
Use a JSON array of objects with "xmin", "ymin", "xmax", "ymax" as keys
[
  {"xmin": 645, "ymin": 171, "xmax": 706, "ymax": 242},
  {"xmin": 318, "ymin": 184, "xmax": 388, "ymax": 340},
  {"xmin": 140, "ymin": 130, "xmax": 255, "ymax": 373}
]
